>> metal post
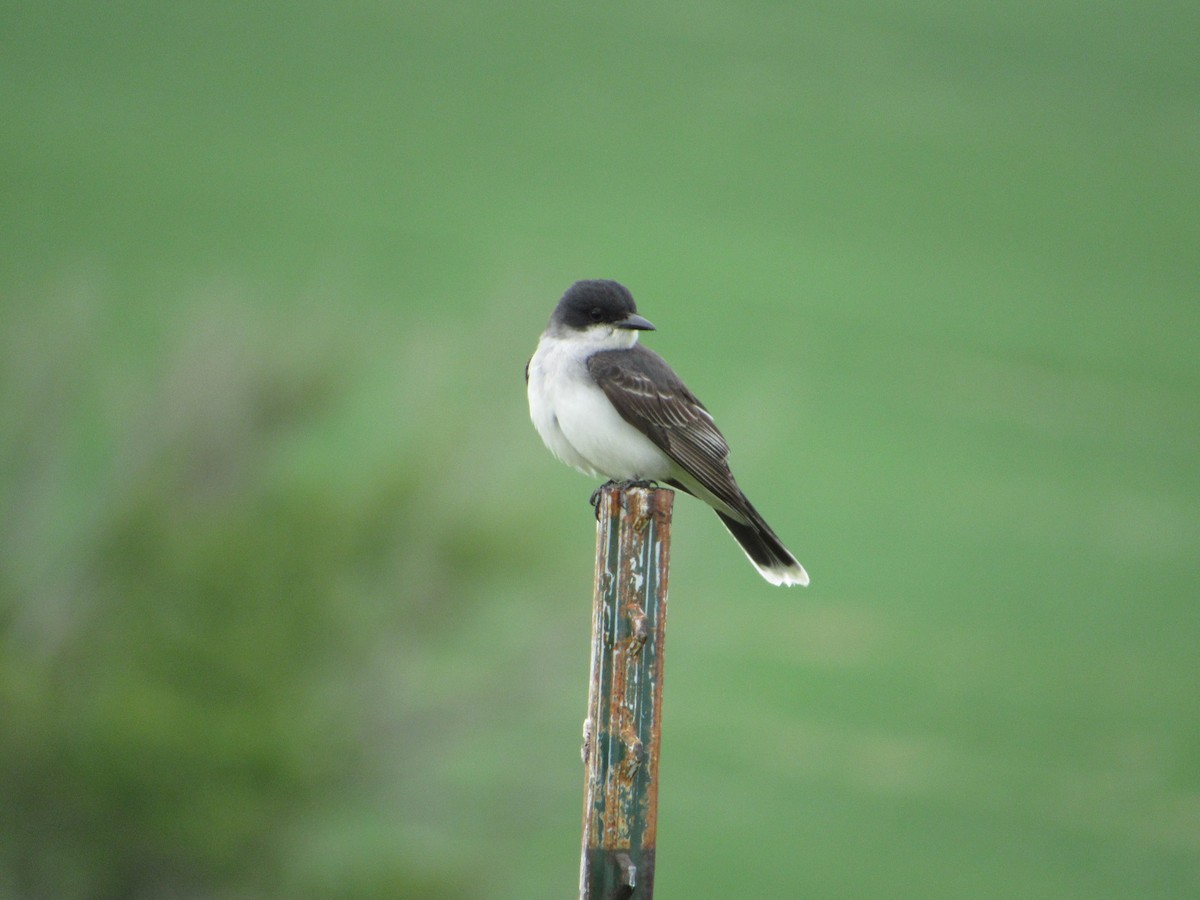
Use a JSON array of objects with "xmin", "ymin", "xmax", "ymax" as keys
[{"xmin": 580, "ymin": 485, "xmax": 673, "ymax": 900}]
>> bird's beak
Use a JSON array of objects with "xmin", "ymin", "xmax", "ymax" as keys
[{"xmin": 616, "ymin": 313, "xmax": 655, "ymax": 331}]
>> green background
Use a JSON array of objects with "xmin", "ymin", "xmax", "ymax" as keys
[{"xmin": 2, "ymin": 3, "xmax": 1197, "ymax": 897}]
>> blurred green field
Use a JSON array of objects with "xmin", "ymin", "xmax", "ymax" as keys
[{"xmin": 2, "ymin": 2, "xmax": 1198, "ymax": 898}]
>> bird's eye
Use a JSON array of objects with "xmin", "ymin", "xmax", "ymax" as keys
[{"xmin": 589, "ymin": 307, "xmax": 603, "ymax": 322}]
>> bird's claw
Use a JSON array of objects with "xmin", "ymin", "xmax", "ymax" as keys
[
  {"xmin": 589, "ymin": 479, "xmax": 659, "ymax": 519},
  {"xmin": 589, "ymin": 480, "xmax": 616, "ymax": 518}
]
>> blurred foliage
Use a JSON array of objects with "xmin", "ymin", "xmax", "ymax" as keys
[
  {"xmin": 1, "ymin": 1, "xmax": 1199, "ymax": 898},
  {"xmin": 0, "ymin": 304, "xmax": 485, "ymax": 897}
]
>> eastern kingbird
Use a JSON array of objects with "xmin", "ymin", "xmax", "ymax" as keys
[{"xmin": 526, "ymin": 279, "xmax": 809, "ymax": 586}]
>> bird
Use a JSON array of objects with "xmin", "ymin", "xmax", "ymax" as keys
[{"xmin": 525, "ymin": 279, "xmax": 809, "ymax": 586}]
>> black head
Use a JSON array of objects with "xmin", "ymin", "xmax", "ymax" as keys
[{"xmin": 550, "ymin": 280, "xmax": 655, "ymax": 333}]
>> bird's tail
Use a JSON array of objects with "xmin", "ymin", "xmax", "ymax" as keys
[{"xmin": 714, "ymin": 508, "xmax": 809, "ymax": 587}]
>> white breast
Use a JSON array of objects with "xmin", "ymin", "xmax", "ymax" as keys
[{"xmin": 527, "ymin": 333, "xmax": 673, "ymax": 481}]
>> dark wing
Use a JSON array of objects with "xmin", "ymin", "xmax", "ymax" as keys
[
  {"xmin": 589, "ymin": 345, "xmax": 806, "ymax": 584},
  {"xmin": 524, "ymin": 357, "xmax": 530, "ymax": 384},
  {"xmin": 587, "ymin": 346, "xmax": 748, "ymax": 514}
]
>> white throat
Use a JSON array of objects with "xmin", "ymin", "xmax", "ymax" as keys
[{"xmin": 544, "ymin": 322, "xmax": 642, "ymax": 352}]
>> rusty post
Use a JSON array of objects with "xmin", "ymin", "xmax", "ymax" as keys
[{"xmin": 580, "ymin": 484, "xmax": 673, "ymax": 900}]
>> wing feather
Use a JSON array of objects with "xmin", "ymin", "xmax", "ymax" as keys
[{"xmin": 587, "ymin": 346, "xmax": 747, "ymax": 515}]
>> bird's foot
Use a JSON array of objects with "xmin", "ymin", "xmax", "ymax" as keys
[
  {"xmin": 588, "ymin": 480, "xmax": 618, "ymax": 513},
  {"xmin": 589, "ymin": 479, "xmax": 660, "ymax": 518},
  {"xmin": 618, "ymin": 479, "xmax": 658, "ymax": 491}
]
